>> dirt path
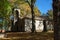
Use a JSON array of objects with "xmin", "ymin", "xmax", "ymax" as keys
[{"xmin": 0, "ymin": 32, "xmax": 54, "ymax": 40}]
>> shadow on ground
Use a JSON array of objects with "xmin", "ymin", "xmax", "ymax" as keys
[{"xmin": 0, "ymin": 32, "xmax": 54, "ymax": 40}]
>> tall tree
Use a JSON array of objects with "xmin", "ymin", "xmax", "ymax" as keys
[
  {"xmin": 31, "ymin": 0, "xmax": 35, "ymax": 33},
  {"xmin": 43, "ymin": 20, "xmax": 47, "ymax": 32},
  {"xmin": 0, "ymin": 0, "xmax": 11, "ymax": 18},
  {"xmin": 9, "ymin": 0, "xmax": 41, "ymax": 32},
  {"xmin": 0, "ymin": 0, "xmax": 11, "ymax": 31},
  {"xmin": 25, "ymin": 0, "xmax": 36, "ymax": 33},
  {"xmin": 53, "ymin": 0, "xmax": 60, "ymax": 40},
  {"xmin": 9, "ymin": 0, "xmax": 40, "ymax": 17},
  {"xmin": 47, "ymin": 9, "xmax": 53, "ymax": 20}
]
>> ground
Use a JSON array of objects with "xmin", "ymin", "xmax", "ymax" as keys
[{"xmin": 0, "ymin": 31, "xmax": 53, "ymax": 40}]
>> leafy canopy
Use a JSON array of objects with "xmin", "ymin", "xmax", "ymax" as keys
[
  {"xmin": 47, "ymin": 9, "xmax": 53, "ymax": 20},
  {"xmin": 0, "ymin": 0, "xmax": 11, "ymax": 18}
]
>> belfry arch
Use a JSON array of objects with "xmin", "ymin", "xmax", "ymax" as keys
[{"xmin": 11, "ymin": 8, "xmax": 25, "ymax": 32}]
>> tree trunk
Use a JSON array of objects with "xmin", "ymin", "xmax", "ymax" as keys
[
  {"xmin": 11, "ymin": 8, "xmax": 15, "ymax": 32},
  {"xmin": 31, "ymin": 0, "xmax": 35, "ymax": 33},
  {"xmin": 43, "ymin": 20, "xmax": 47, "ymax": 32},
  {"xmin": 53, "ymin": 0, "xmax": 60, "ymax": 40},
  {"xmin": 11, "ymin": 20, "xmax": 15, "ymax": 32}
]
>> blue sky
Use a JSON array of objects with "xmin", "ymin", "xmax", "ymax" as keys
[{"xmin": 35, "ymin": 0, "xmax": 53, "ymax": 14}]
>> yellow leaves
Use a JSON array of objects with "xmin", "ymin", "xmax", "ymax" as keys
[
  {"xmin": 34, "ymin": 7, "xmax": 40, "ymax": 16},
  {"xmin": 9, "ymin": 0, "xmax": 41, "ymax": 17},
  {"xmin": 19, "ymin": 3, "xmax": 40, "ymax": 17},
  {"xmin": 8, "ymin": 0, "xmax": 17, "ymax": 3}
]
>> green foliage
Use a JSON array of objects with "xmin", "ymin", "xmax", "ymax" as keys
[
  {"xmin": 9, "ymin": 0, "xmax": 40, "ymax": 17},
  {"xmin": 34, "ymin": 7, "xmax": 41, "ymax": 16},
  {"xmin": 47, "ymin": 9, "xmax": 53, "ymax": 20},
  {"xmin": 0, "ymin": 0, "xmax": 12, "ymax": 28},
  {"xmin": 25, "ymin": 0, "xmax": 36, "ymax": 6},
  {"xmin": 13, "ymin": 0, "xmax": 40, "ymax": 17},
  {"xmin": 0, "ymin": 0, "xmax": 11, "ymax": 18}
]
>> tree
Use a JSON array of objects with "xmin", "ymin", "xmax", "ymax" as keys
[
  {"xmin": 0, "ymin": 0, "xmax": 11, "ymax": 31},
  {"xmin": 34, "ymin": 7, "xmax": 41, "ymax": 16},
  {"xmin": 43, "ymin": 20, "xmax": 47, "ymax": 32},
  {"xmin": 25, "ymin": 0, "xmax": 36, "ymax": 33},
  {"xmin": 9, "ymin": 0, "xmax": 40, "ymax": 17},
  {"xmin": 0, "ymin": 0, "xmax": 11, "ymax": 18},
  {"xmin": 47, "ymin": 9, "xmax": 53, "ymax": 20},
  {"xmin": 53, "ymin": 0, "xmax": 60, "ymax": 40},
  {"xmin": 0, "ymin": 0, "xmax": 12, "ymax": 24},
  {"xmin": 9, "ymin": 0, "xmax": 41, "ymax": 32}
]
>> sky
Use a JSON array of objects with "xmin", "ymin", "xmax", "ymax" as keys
[{"xmin": 35, "ymin": 0, "xmax": 53, "ymax": 14}]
